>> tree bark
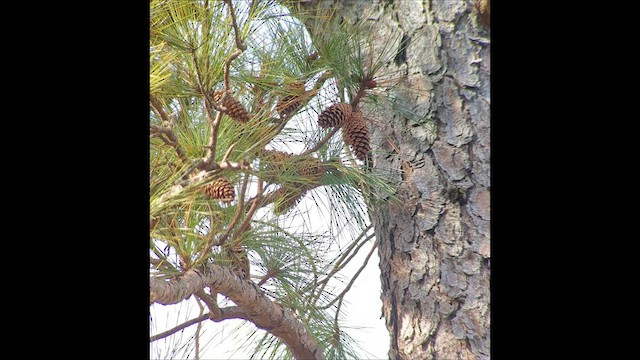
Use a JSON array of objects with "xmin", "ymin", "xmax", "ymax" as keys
[
  {"xmin": 294, "ymin": 1, "xmax": 490, "ymax": 358},
  {"xmin": 150, "ymin": 264, "xmax": 326, "ymax": 360}
]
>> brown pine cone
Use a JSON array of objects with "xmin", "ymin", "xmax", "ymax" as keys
[
  {"xmin": 212, "ymin": 89, "xmax": 251, "ymax": 123},
  {"xmin": 276, "ymin": 81, "xmax": 306, "ymax": 118},
  {"xmin": 261, "ymin": 149, "xmax": 293, "ymax": 164},
  {"xmin": 317, "ymin": 102, "xmax": 352, "ymax": 128},
  {"xmin": 203, "ymin": 177, "xmax": 235, "ymax": 202},
  {"xmin": 260, "ymin": 149, "xmax": 293, "ymax": 179},
  {"xmin": 298, "ymin": 158, "xmax": 325, "ymax": 183},
  {"xmin": 342, "ymin": 111, "xmax": 371, "ymax": 161},
  {"xmin": 273, "ymin": 186, "xmax": 306, "ymax": 215}
]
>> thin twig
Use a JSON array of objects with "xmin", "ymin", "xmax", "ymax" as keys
[
  {"xmin": 319, "ymin": 238, "xmax": 378, "ymax": 310},
  {"xmin": 223, "ymin": 49, "xmax": 243, "ymax": 91},
  {"xmin": 220, "ymin": 143, "xmax": 237, "ymax": 163},
  {"xmin": 316, "ymin": 228, "xmax": 373, "ymax": 287},
  {"xmin": 299, "ymin": 126, "xmax": 341, "ymax": 157},
  {"xmin": 150, "ymin": 95, "xmax": 172, "ymax": 125},
  {"xmin": 234, "ymin": 177, "xmax": 263, "ymax": 236},
  {"xmin": 257, "ymin": 267, "xmax": 280, "ymax": 287},
  {"xmin": 150, "ymin": 96, "xmax": 190, "ymax": 164},
  {"xmin": 150, "ymin": 124, "xmax": 190, "ymax": 164},
  {"xmin": 216, "ymin": 171, "xmax": 255, "ymax": 247},
  {"xmin": 202, "ymin": 110, "xmax": 223, "ymax": 171},
  {"xmin": 224, "ymin": 0, "xmax": 247, "ymax": 51},
  {"xmin": 196, "ymin": 289, "xmax": 220, "ymax": 318},
  {"xmin": 217, "ymin": 143, "xmax": 252, "ymax": 171},
  {"xmin": 350, "ymin": 80, "xmax": 368, "ymax": 108},
  {"xmin": 218, "ymin": 159, "xmax": 251, "ymax": 170},
  {"xmin": 149, "ymin": 306, "xmax": 253, "ymax": 342},
  {"xmin": 195, "ymin": 297, "xmax": 205, "ymax": 360},
  {"xmin": 150, "ymin": 313, "xmax": 210, "ymax": 342}
]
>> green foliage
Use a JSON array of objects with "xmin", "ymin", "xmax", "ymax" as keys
[{"xmin": 150, "ymin": 1, "xmax": 405, "ymax": 359}]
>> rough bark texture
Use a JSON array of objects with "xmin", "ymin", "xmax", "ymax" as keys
[
  {"xmin": 150, "ymin": 265, "xmax": 326, "ymax": 360},
  {"xmin": 297, "ymin": 1, "xmax": 490, "ymax": 359}
]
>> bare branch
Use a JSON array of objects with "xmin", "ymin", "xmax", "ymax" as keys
[
  {"xmin": 150, "ymin": 313, "xmax": 210, "ymax": 342},
  {"xmin": 196, "ymin": 289, "xmax": 220, "ymax": 318},
  {"xmin": 234, "ymin": 177, "xmax": 263, "ymax": 236},
  {"xmin": 299, "ymin": 126, "xmax": 341, "ymax": 157},
  {"xmin": 150, "ymin": 264, "xmax": 326, "ymax": 359},
  {"xmin": 150, "ymin": 97, "xmax": 190, "ymax": 164},
  {"xmin": 195, "ymin": 297, "xmax": 205, "ymax": 359},
  {"xmin": 150, "ymin": 95, "xmax": 172, "ymax": 125},
  {"xmin": 224, "ymin": 0, "xmax": 247, "ymax": 52},
  {"xmin": 319, "ymin": 239, "xmax": 378, "ymax": 310},
  {"xmin": 218, "ymin": 159, "xmax": 251, "ymax": 170},
  {"xmin": 257, "ymin": 267, "xmax": 280, "ymax": 287},
  {"xmin": 149, "ymin": 306, "xmax": 252, "ymax": 343},
  {"xmin": 316, "ymin": 227, "xmax": 373, "ymax": 287}
]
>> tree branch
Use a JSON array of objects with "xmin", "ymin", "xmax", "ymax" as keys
[
  {"xmin": 150, "ymin": 313, "xmax": 210, "ymax": 342},
  {"xmin": 150, "ymin": 97, "xmax": 190, "ymax": 164},
  {"xmin": 149, "ymin": 306, "xmax": 253, "ymax": 343},
  {"xmin": 224, "ymin": 0, "xmax": 247, "ymax": 52},
  {"xmin": 319, "ymin": 238, "xmax": 377, "ymax": 310},
  {"xmin": 150, "ymin": 264, "xmax": 326, "ymax": 360},
  {"xmin": 299, "ymin": 126, "xmax": 341, "ymax": 157},
  {"xmin": 196, "ymin": 0, "xmax": 248, "ymax": 171}
]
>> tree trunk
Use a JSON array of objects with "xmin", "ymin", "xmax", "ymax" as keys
[{"xmin": 297, "ymin": 1, "xmax": 490, "ymax": 358}]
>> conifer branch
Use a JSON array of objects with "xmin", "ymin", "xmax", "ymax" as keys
[
  {"xmin": 200, "ymin": 169, "xmax": 251, "ymax": 258},
  {"xmin": 150, "ymin": 264, "xmax": 326, "ymax": 360},
  {"xmin": 350, "ymin": 79, "xmax": 368, "ymax": 109},
  {"xmin": 197, "ymin": 0, "xmax": 249, "ymax": 171},
  {"xmin": 149, "ymin": 306, "xmax": 252, "ymax": 342},
  {"xmin": 196, "ymin": 289, "xmax": 220, "ymax": 318},
  {"xmin": 224, "ymin": 0, "xmax": 247, "ymax": 51},
  {"xmin": 150, "ymin": 97, "xmax": 189, "ymax": 164},
  {"xmin": 149, "ymin": 94, "xmax": 172, "ymax": 125},
  {"xmin": 150, "ymin": 313, "xmax": 210, "ymax": 342},
  {"xmin": 299, "ymin": 126, "xmax": 341, "ymax": 157},
  {"xmin": 234, "ymin": 177, "xmax": 264, "ymax": 236},
  {"xmin": 201, "ymin": 108, "xmax": 223, "ymax": 171}
]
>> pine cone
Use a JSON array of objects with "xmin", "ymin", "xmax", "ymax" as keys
[
  {"xmin": 273, "ymin": 186, "xmax": 306, "ymax": 215},
  {"xmin": 276, "ymin": 81, "xmax": 306, "ymax": 118},
  {"xmin": 298, "ymin": 158, "xmax": 325, "ymax": 183},
  {"xmin": 317, "ymin": 102, "xmax": 352, "ymax": 128},
  {"xmin": 342, "ymin": 110, "xmax": 371, "ymax": 161},
  {"xmin": 260, "ymin": 149, "xmax": 293, "ymax": 180},
  {"xmin": 212, "ymin": 89, "xmax": 251, "ymax": 123},
  {"xmin": 203, "ymin": 177, "xmax": 235, "ymax": 202}
]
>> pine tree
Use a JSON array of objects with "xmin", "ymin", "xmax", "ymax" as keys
[{"xmin": 150, "ymin": 1, "xmax": 403, "ymax": 359}]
